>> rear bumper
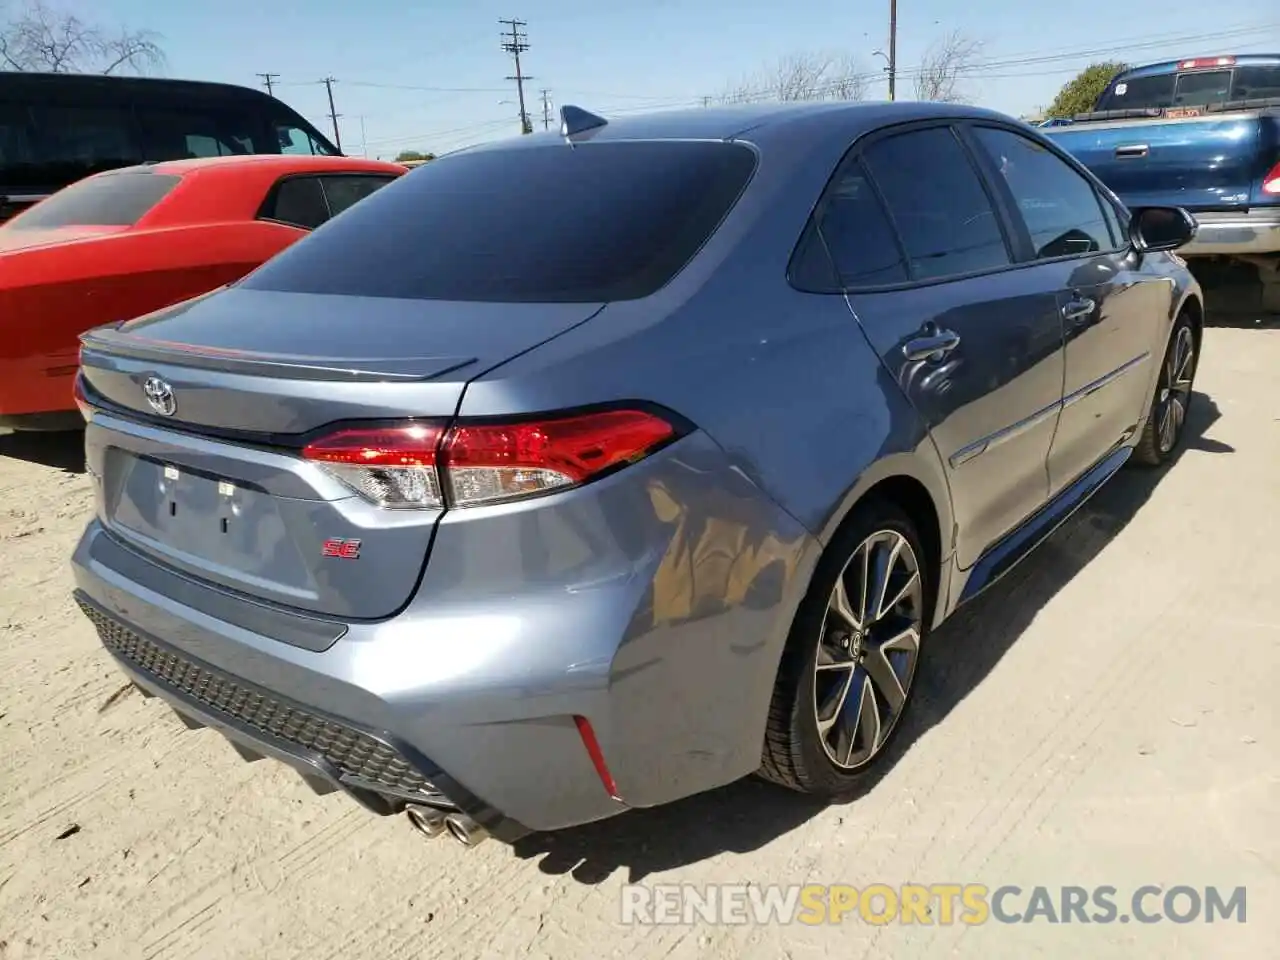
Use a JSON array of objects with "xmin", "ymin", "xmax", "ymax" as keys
[
  {"xmin": 70, "ymin": 429, "xmax": 818, "ymax": 837},
  {"xmin": 1180, "ymin": 208, "xmax": 1280, "ymax": 257}
]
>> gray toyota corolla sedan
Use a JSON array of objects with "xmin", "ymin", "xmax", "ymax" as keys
[{"xmin": 71, "ymin": 101, "xmax": 1202, "ymax": 848}]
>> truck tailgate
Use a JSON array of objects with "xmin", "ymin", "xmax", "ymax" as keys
[{"xmin": 1045, "ymin": 113, "xmax": 1265, "ymax": 210}]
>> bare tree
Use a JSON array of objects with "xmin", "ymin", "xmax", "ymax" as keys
[
  {"xmin": 913, "ymin": 30, "xmax": 983, "ymax": 103},
  {"xmin": 1, "ymin": 0, "xmax": 165, "ymax": 74},
  {"xmin": 720, "ymin": 51, "xmax": 868, "ymax": 105}
]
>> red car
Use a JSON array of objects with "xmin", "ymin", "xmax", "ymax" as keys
[{"xmin": 0, "ymin": 154, "xmax": 405, "ymax": 431}]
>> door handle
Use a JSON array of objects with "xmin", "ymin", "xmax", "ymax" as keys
[
  {"xmin": 1114, "ymin": 144, "xmax": 1149, "ymax": 159},
  {"xmin": 903, "ymin": 327, "xmax": 961, "ymax": 362},
  {"xmin": 1061, "ymin": 297, "xmax": 1096, "ymax": 323}
]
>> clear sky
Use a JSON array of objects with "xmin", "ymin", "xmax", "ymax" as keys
[{"xmin": 91, "ymin": 0, "xmax": 1280, "ymax": 158}]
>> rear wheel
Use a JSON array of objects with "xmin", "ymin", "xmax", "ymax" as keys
[
  {"xmin": 759, "ymin": 500, "xmax": 928, "ymax": 795},
  {"xmin": 1133, "ymin": 311, "xmax": 1197, "ymax": 467}
]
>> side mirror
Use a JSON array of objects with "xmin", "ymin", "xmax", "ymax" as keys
[{"xmin": 1129, "ymin": 206, "xmax": 1197, "ymax": 253}]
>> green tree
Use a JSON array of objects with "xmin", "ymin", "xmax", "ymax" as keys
[
  {"xmin": 1047, "ymin": 61, "xmax": 1129, "ymax": 118},
  {"xmin": 394, "ymin": 150, "xmax": 435, "ymax": 163}
]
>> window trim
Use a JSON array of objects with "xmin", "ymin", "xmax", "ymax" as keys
[
  {"xmin": 255, "ymin": 171, "xmax": 395, "ymax": 231},
  {"xmin": 960, "ymin": 121, "xmax": 1130, "ymax": 264}
]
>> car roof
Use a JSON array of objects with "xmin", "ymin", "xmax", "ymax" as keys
[
  {"xmin": 461, "ymin": 100, "xmax": 1023, "ymax": 155},
  {"xmin": 135, "ymin": 155, "xmax": 405, "ymax": 176}
]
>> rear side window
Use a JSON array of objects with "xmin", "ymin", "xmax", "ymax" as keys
[
  {"xmin": 242, "ymin": 140, "xmax": 758, "ymax": 302},
  {"xmin": 263, "ymin": 177, "xmax": 329, "ymax": 230},
  {"xmin": 27, "ymin": 104, "xmax": 143, "ymax": 180},
  {"xmin": 970, "ymin": 127, "xmax": 1116, "ymax": 259},
  {"xmin": 320, "ymin": 175, "xmax": 396, "ymax": 217},
  {"xmin": 792, "ymin": 162, "xmax": 908, "ymax": 289},
  {"xmin": 861, "ymin": 127, "xmax": 1011, "ymax": 281},
  {"xmin": 8, "ymin": 171, "xmax": 180, "ymax": 229}
]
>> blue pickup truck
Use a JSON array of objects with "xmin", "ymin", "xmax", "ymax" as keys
[{"xmin": 1043, "ymin": 54, "xmax": 1280, "ymax": 313}]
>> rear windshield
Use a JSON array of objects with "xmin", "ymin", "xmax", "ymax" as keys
[
  {"xmin": 1097, "ymin": 64, "xmax": 1280, "ymax": 111},
  {"xmin": 8, "ymin": 170, "xmax": 180, "ymax": 229},
  {"xmin": 241, "ymin": 140, "xmax": 758, "ymax": 303}
]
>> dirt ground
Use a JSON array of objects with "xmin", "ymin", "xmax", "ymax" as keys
[{"xmin": 1, "ymin": 324, "xmax": 1277, "ymax": 959}]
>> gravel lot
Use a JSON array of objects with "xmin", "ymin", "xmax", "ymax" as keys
[{"xmin": 2, "ymin": 323, "xmax": 1277, "ymax": 959}]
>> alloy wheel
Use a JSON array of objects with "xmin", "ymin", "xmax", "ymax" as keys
[
  {"xmin": 1156, "ymin": 325, "xmax": 1195, "ymax": 454},
  {"xmin": 812, "ymin": 529, "xmax": 924, "ymax": 771}
]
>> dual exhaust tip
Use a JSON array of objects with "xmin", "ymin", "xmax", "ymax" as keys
[{"xmin": 405, "ymin": 804, "xmax": 489, "ymax": 848}]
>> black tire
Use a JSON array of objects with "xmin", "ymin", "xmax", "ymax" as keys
[
  {"xmin": 1133, "ymin": 310, "xmax": 1198, "ymax": 467},
  {"xmin": 759, "ymin": 499, "xmax": 931, "ymax": 795}
]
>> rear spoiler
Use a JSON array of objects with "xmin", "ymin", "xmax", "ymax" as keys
[{"xmin": 79, "ymin": 324, "xmax": 478, "ymax": 383}]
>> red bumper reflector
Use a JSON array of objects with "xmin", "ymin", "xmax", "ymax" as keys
[{"xmin": 573, "ymin": 715, "xmax": 621, "ymax": 801}]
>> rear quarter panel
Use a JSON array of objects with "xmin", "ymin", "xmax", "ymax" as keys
[{"xmin": 0, "ymin": 222, "xmax": 302, "ymax": 414}]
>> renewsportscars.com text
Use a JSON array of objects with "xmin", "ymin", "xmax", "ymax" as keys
[{"xmin": 620, "ymin": 883, "xmax": 1247, "ymax": 926}]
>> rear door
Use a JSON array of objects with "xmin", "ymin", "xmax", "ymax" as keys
[
  {"xmin": 822, "ymin": 124, "xmax": 1066, "ymax": 568},
  {"xmin": 966, "ymin": 123, "xmax": 1168, "ymax": 494}
]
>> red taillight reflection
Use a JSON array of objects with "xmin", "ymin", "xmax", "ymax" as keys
[{"xmin": 72, "ymin": 375, "xmax": 92, "ymax": 423}]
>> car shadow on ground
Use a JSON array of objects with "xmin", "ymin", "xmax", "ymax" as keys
[
  {"xmin": 511, "ymin": 392, "xmax": 1229, "ymax": 883},
  {"xmin": 0, "ymin": 429, "xmax": 86, "ymax": 474}
]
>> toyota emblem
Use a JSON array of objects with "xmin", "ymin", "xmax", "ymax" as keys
[{"xmin": 142, "ymin": 376, "xmax": 176, "ymax": 417}]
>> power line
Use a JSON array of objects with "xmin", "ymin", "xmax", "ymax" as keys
[
  {"xmin": 322, "ymin": 76, "xmax": 343, "ymax": 152},
  {"xmin": 257, "ymin": 72, "xmax": 279, "ymax": 97},
  {"xmin": 500, "ymin": 18, "xmax": 534, "ymax": 135},
  {"xmin": 713, "ymin": 21, "xmax": 1274, "ymax": 104}
]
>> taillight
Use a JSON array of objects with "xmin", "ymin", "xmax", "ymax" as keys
[
  {"xmin": 1263, "ymin": 160, "xmax": 1280, "ymax": 196},
  {"xmin": 303, "ymin": 423, "xmax": 447, "ymax": 509},
  {"xmin": 302, "ymin": 408, "xmax": 681, "ymax": 510}
]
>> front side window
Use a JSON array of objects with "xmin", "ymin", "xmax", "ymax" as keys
[
  {"xmin": 276, "ymin": 125, "xmax": 318, "ymax": 155},
  {"xmin": 861, "ymin": 127, "xmax": 1011, "ymax": 282},
  {"xmin": 135, "ymin": 107, "xmax": 257, "ymax": 160},
  {"xmin": 971, "ymin": 126, "xmax": 1115, "ymax": 260},
  {"xmin": 243, "ymin": 140, "xmax": 758, "ymax": 302},
  {"xmin": 7, "ymin": 171, "xmax": 180, "ymax": 229}
]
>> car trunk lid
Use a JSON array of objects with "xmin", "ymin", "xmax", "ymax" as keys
[{"xmin": 78, "ymin": 287, "xmax": 604, "ymax": 620}]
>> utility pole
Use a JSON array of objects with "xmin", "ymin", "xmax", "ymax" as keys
[
  {"xmin": 257, "ymin": 72, "xmax": 279, "ymax": 97},
  {"xmin": 499, "ymin": 18, "xmax": 533, "ymax": 134},
  {"xmin": 887, "ymin": 0, "xmax": 898, "ymax": 101},
  {"xmin": 323, "ymin": 76, "xmax": 343, "ymax": 152},
  {"xmin": 540, "ymin": 89, "xmax": 552, "ymax": 130},
  {"xmin": 359, "ymin": 115, "xmax": 368, "ymax": 157}
]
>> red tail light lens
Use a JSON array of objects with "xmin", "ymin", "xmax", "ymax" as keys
[
  {"xmin": 1263, "ymin": 160, "xmax": 1280, "ymax": 196},
  {"xmin": 302, "ymin": 408, "xmax": 679, "ymax": 510},
  {"xmin": 303, "ymin": 423, "xmax": 446, "ymax": 509}
]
